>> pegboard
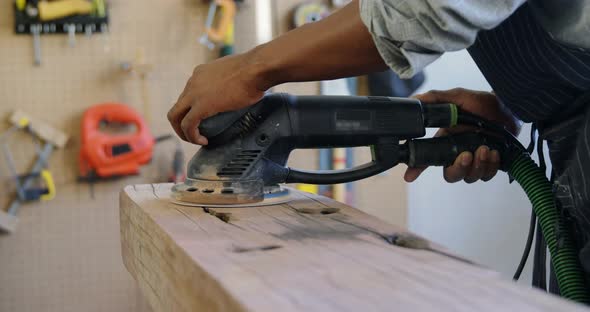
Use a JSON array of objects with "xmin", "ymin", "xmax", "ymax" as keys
[
  {"xmin": 0, "ymin": 0, "xmax": 210, "ymax": 186},
  {"xmin": 0, "ymin": 0, "xmax": 212, "ymax": 311}
]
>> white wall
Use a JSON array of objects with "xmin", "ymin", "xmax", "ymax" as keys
[{"xmin": 409, "ymin": 51, "xmax": 542, "ymax": 283}]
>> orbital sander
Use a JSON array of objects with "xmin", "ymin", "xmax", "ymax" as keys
[{"xmin": 172, "ymin": 93, "xmax": 489, "ymax": 206}]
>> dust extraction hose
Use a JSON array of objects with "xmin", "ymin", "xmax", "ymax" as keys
[
  {"xmin": 422, "ymin": 104, "xmax": 590, "ymax": 302},
  {"xmin": 455, "ymin": 109, "xmax": 590, "ymax": 303},
  {"xmin": 509, "ymin": 153, "xmax": 590, "ymax": 302}
]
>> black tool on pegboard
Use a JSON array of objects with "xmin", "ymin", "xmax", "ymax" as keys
[{"xmin": 13, "ymin": 0, "xmax": 110, "ymax": 66}]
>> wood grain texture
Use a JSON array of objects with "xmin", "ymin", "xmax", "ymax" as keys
[{"xmin": 120, "ymin": 184, "xmax": 586, "ymax": 312}]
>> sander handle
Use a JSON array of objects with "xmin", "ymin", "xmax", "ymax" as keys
[
  {"xmin": 284, "ymin": 132, "xmax": 514, "ymax": 185},
  {"xmin": 284, "ymin": 137, "xmax": 400, "ymax": 184}
]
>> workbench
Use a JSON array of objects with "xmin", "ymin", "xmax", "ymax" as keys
[{"xmin": 120, "ymin": 184, "xmax": 586, "ymax": 312}]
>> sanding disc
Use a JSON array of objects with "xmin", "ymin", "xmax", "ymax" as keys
[
  {"xmin": 171, "ymin": 187, "xmax": 294, "ymax": 208},
  {"xmin": 171, "ymin": 179, "xmax": 295, "ymax": 208}
]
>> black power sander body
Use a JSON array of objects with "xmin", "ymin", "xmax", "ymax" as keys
[{"xmin": 172, "ymin": 93, "xmax": 507, "ymax": 206}]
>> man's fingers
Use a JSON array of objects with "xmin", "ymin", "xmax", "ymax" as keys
[
  {"xmin": 406, "ymin": 146, "xmax": 500, "ymax": 183},
  {"xmin": 403, "ymin": 126, "xmax": 446, "ymax": 182},
  {"xmin": 176, "ymin": 76, "xmax": 193, "ymax": 104},
  {"xmin": 167, "ymin": 102, "xmax": 190, "ymax": 141},
  {"xmin": 464, "ymin": 146, "xmax": 489, "ymax": 183},
  {"xmin": 404, "ymin": 167, "xmax": 427, "ymax": 182},
  {"xmin": 414, "ymin": 90, "xmax": 443, "ymax": 104},
  {"xmin": 180, "ymin": 108, "xmax": 208, "ymax": 145},
  {"xmin": 482, "ymin": 150, "xmax": 501, "ymax": 182},
  {"xmin": 414, "ymin": 88, "xmax": 466, "ymax": 105},
  {"xmin": 444, "ymin": 152, "xmax": 472, "ymax": 183},
  {"xmin": 168, "ymin": 75, "xmax": 195, "ymax": 141}
]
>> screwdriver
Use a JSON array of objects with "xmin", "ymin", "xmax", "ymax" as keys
[
  {"xmin": 31, "ymin": 24, "xmax": 41, "ymax": 66},
  {"xmin": 199, "ymin": 1, "xmax": 217, "ymax": 50}
]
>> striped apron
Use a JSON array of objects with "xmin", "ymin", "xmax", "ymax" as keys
[{"xmin": 467, "ymin": 3, "xmax": 590, "ymax": 293}]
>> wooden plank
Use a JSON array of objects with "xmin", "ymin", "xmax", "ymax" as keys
[{"xmin": 120, "ymin": 184, "xmax": 587, "ymax": 312}]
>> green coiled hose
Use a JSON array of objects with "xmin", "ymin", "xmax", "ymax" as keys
[
  {"xmin": 414, "ymin": 103, "xmax": 589, "ymax": 301},
  {"xmin": 509, "ymin": 153, "xmax": 590, "ymax": 302},
  {"xmin": 433, "ymin": 105, "xmax": 590, "ymax": 302}
]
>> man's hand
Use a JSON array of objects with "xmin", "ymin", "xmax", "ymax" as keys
[
  {"xmin": 404, "ymin": 88, "xmax": 521, "ymax": 184},
  {"xmin": 168, "ymin": 0, "xmax": 388, "ymax": 145},
  {"xmin": 167, "ymin": 52, "xmax": 271, "ymax": 145}
]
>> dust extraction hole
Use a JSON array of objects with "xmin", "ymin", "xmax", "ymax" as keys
[
  {"xmin": 221, "ymin": 188, "xmax": 234, "ymax": 194},
  {"xmin": 186, "ymin": 188, "xmax": 198, "ymax": 192},
  {"xmin": 202, "ymin": 189, "xmax": 214, "ymax": 194}
]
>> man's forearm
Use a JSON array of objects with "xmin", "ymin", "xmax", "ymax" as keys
[{"xmin": 247, "ymin": 0, "xmax": 387, "ymax": 90}]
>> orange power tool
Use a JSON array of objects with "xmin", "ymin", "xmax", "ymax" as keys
[{"xmin": 78, "ymin": 103, "xmax": 167, "ymax": 180}]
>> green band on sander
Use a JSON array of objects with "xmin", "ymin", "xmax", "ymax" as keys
[{"xmin": 450, "ymin": 104, "xmax": 458, "ymax": 127}]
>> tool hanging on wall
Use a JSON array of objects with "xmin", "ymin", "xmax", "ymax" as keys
[
  {"xmin": 78, "ymin": 103, "xmax": 172, "ymax": 197},
  {"xmin": 79, "ymin": 103, "xmax": 154, "ymax": 180},
  {"xmin": 292, "ymin": 2, "xmax": 329, "ymax": 28},
  {"xmin": 120, "ymin": 49, "xmax": 155, "ymax": 127},
  {"xmin": 199, "ymin": 0, "xmax": 242, "ymax": 57},
  {"xmin": 13, "ymin": 0, "xmax": 110, "ymax": 66},
  {"xmin": 0, "ymin": 111, "xmax": 68, "ymax": 234}
]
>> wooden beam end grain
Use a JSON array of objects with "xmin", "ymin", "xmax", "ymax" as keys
[{"xmin": 120, "ymin": 184, "xmax": 248, "ymax": 312}]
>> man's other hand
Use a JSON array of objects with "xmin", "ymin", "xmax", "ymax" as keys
[{"xmin": 404, "ymin": 88, "xmax": 521, "ymax": 184}]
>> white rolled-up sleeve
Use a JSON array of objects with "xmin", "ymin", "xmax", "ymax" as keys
[{"xmin": 360, "ymin": 0, "xmax": 525, "ymax": 78}]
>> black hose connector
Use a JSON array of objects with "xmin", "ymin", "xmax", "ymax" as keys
[{"xmin": 422, "ymin": 103, "xmax": 457, "ymax": 128}]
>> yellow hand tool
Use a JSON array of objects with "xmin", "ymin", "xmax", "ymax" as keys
[
  {"xmin": 92, "ymin": 0, "xmax": 106, "ymax": 18},
  {"xmin": 199, "ymin": 0, "xmax": 237, "ymax": 50},
  {"xmin": 39, "ymin": 169, "xmax": 56, "ymax": 201},
  {"xmin": 206, "ymin": 0, "xmax": 236, "ymax": 43},
  {"xmin": 38, "ymin": 0, "xmax": 93, "ymax": 21},
  {"xmin": 15, "ymin": 0, "xmax": 26, "ymax": 11},
  {"xmin": 0, "ymin": 112, "xmax": 68, "ymax": 233}
]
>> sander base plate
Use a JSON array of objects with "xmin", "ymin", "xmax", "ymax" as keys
[{"xmin": 171, "ymin": 183, "xmax": 294, "ymax": 208}]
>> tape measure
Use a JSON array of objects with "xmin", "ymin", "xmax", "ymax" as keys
[{"xmin": 292, "ymin": 2, "xmax": 330, "ymax": 28}]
